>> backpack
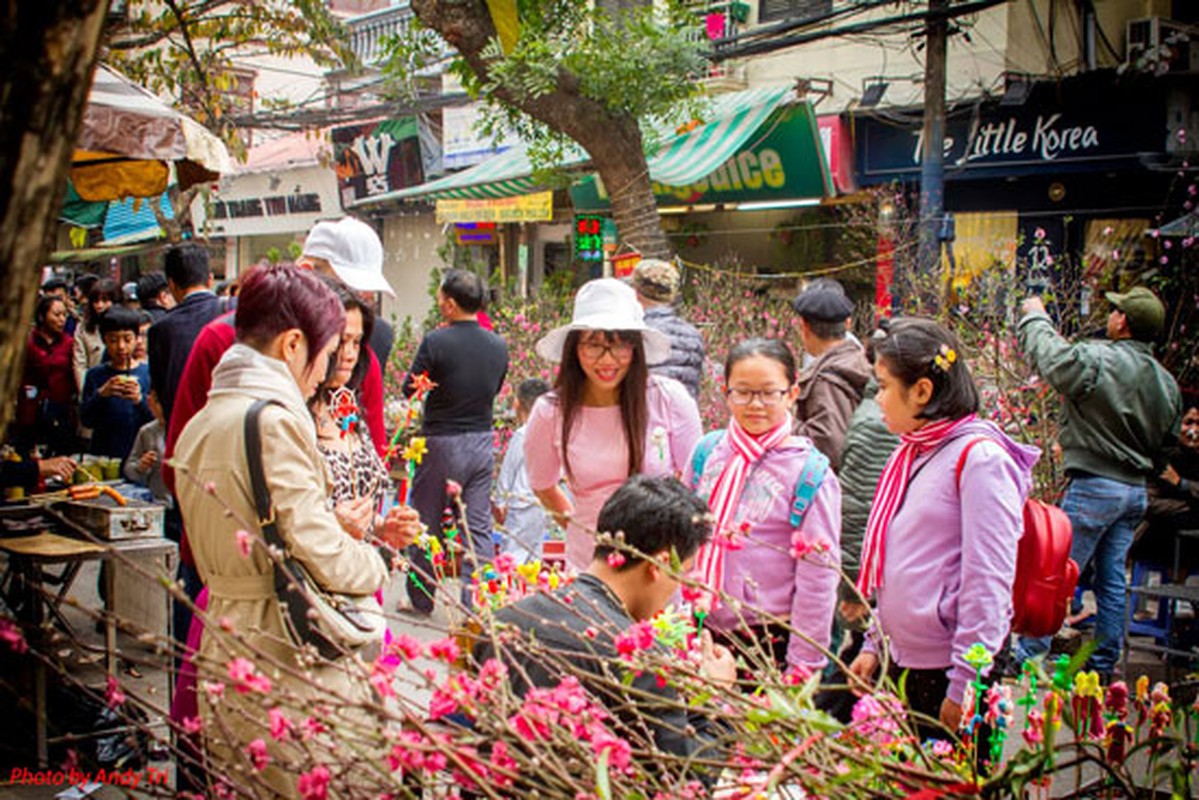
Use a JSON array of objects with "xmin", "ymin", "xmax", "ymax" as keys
[
  {"xmin": 689, "ymin": 430, "xmax": 829, "ymax": 530},
  {"xmin": 955, "ymin": 438, "xmax": 1079, "ymax": 638}
]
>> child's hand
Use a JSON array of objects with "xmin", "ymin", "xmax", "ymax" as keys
[
  {"xmin": 847, "ymin": 652, "xmax": 880, "ymax": 694},
  {"xmin": 939, "ymin": 697, "xmax": 962, "ymax": 732},
  {"xmin": 698, "ymin": 630, "xmax": 736, "ymax": 688},
  {"xmin": 98, "ymin": 377, "xmax": 121, "ymax": 398},
  {"xmin": 137, "ymin": 450, "xmax": 158, "ymax": 473}
]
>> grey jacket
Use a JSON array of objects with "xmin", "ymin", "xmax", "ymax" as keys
[
  {"xmin": 644, "ymin": 305, "xmax": 705, "ymax": 400},
  {"xmin": 837, "ymin": 379, "xmax": 899, "ymax": 594}
]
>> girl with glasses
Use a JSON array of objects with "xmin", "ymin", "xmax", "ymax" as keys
[
  {"xmin": 684, "ymin": 337, "xmax": 842, "ymax": 677},
  {"xmin": 525, "ymin": 279, "xmax": 703, "ymax": 570}
]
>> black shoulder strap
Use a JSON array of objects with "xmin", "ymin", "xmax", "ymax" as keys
[{"xmin": 244, "ymin": 399, "xmax": 291, "ymax": 597}]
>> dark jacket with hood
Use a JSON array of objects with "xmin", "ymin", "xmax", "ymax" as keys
[{"xmin": 796, "ymin": 337, "xmax": 872, "ymax": 473}]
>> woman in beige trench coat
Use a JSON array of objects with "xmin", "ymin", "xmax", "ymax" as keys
[{"xmin": 174, "ymin": 264, "xmax": 418, "ymax": 797}]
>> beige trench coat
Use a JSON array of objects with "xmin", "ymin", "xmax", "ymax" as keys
[{"xmin": 175, "ymin": 344, "xmax": 389, "ymax": 797}]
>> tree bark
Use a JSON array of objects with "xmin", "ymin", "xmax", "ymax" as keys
[
  {"xmin": 410, "ymin": 0, "xmax": 673, "ymax": 260},
  {"xmin": 0, "ymin": 3, "xmax": 109, "ymax": 436}
]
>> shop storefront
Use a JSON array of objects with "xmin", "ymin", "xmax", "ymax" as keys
[{"xmin": 853, "ymin": 69, "xmax": 1184, "ymax": 310}]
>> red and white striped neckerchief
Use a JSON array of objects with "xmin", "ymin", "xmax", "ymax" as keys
[
  {"xmin": 694, "ymin": 415, "xmax": 792, "ymax": 612},
  {"xmin": 856, "ymin": 413, "xmax": 978, "ymax": 598}
]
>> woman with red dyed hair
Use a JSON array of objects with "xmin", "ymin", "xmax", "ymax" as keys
[{"xmin": 172, "ymin": 264, "xmax": 418, "ymax": 794}]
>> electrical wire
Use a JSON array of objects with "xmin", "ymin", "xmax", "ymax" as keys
[{"xmin": 676, "ymin": 238, "xmax": 921, "ymax": 280}]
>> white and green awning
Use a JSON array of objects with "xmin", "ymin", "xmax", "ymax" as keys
[{"xmin": 351, "ymin": 84, "xmax": 793, "ymax": 205}]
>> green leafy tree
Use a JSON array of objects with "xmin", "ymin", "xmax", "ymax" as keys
[
  {"xmin": 387, "ymin": 0, "xmax": 709, "ymax": 259},
  {"xmin": 105, "ymin": 0, "xmax": 355, "ymax": 156}
]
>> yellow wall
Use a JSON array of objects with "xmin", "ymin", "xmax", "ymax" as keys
[
  {"xmin": 735, "ymin": 0, "xmax": 1173, "ymax": 112},
  {"xmin": 1004, "ymin": 0, "xmax": 1171, "ymax": 75},
  {"xmin": 741, "ymin": 4, "xmax": 1010, "ymax": 112},
  {"xmin": 379, "ymin": 210, "xmax": 444, "ymax": 327}
]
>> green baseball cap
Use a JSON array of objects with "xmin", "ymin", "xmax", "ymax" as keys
[{"xmin": 1105, "ymin": 286, "xmax": 1165, "ymax": 340}]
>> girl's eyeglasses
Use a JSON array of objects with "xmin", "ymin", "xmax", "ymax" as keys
[
  {"xmin": 726, "ymin": 388, "xmax": 790, "ymax": 406},
  {"xmin": 579, "ymin": 341, "xmax": 634, "ymax": 361}
]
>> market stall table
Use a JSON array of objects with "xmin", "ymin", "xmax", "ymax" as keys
[{"xmin": 0, "ymin": 524, "xmax": 177, "ymax": 767}]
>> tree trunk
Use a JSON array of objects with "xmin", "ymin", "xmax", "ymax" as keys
[
  {"xmin": 410, "ymin": 0, "xmax": 673, "ymax": 260},
  {"xmin": 0, "ymin": 3, "xmax": 109, "ymax": 436}
]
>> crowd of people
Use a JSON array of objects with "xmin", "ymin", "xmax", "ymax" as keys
[{"xmin": 7, "ymin": 216, "xmax": 1194, "ymax": 791}]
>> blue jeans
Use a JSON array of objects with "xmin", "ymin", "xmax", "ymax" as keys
[{"xmin": 1016, "ymin": 475, "xmax": 1147, "ymax": 673}]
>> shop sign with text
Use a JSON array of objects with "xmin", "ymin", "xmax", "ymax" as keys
[
  {"xmin": 855, "ymin": 77, "xmax": 1165, "ymax": 183},
  {"xmin": 571, "ymin": 105, "xmax": 830, "ymax": 209},
  {"xmin": 332, "ymin": 117, "xmax": 425, "ymax": 206},
  {"xmin": 435, "ymin": 191, "xmax": 553, "ymax": 223}
]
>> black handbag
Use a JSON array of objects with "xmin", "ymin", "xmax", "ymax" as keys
[{"xmin": 244, "ymin": 399, "xmax": 386, "ymax": 661}]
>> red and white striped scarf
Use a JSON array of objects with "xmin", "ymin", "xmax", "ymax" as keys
[
  {"xmin": 857, "ymin": 413, "xmax": 977, "ymax": 598},
  {"xmin": 694, "ymin": 415, "xmax": 792, "ymax": 612}
]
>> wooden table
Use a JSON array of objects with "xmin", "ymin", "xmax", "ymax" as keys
[{"xmin": 0, "ymin": 531, "xmax": 177, "ymax": 767}]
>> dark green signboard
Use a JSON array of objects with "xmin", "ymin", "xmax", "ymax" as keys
[{"xmin": 569, "ymin": 105, "xmax": 830, "ymax": 210}]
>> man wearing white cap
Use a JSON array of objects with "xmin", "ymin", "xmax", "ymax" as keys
[{"xmin": 298, "ymin": 217, "xmax": 398, "ymax": 368}]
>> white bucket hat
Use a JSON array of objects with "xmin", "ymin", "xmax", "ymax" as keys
[
  {"xmin": 302, "ymin": 217, "xmax": 394, "ymax": 298},
  {"xmin": 535, "ymin": 278, "xmax": 671, "ymax": 365}
]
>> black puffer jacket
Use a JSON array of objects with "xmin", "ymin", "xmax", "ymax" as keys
[{"xmin": 644, "ymin": 305, "xmax": 705, "ymax": 400}]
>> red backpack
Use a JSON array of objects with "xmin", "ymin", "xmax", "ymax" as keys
[{"xmin": 956, "ymin": 439, "xmax": 1079, "ymax": 638}]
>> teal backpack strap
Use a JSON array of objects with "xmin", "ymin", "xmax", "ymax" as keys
[
  {"xmin": 789, "ymin": 447, "xmax": 829, "ymax": 528},
  {"xmin": 689, "ymin": 430, "xmax": 726, "ymax": 492}
]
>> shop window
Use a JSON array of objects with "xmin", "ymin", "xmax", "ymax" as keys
[{"xmin": 759, "ymin": 0, "xmax": 830, "ymax": 25}]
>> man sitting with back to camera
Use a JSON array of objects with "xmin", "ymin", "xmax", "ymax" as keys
[{"xmin": 475, "ymin": 475, "xmax": 734, "ymax": 777}]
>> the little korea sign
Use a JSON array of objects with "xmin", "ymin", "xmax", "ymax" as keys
[{"xmin": 856, "ymin": 77, "xmax": 1164, "ymax": 182}]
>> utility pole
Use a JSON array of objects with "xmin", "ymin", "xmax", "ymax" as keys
[{"xmin": 915, "ymin": 0, "xmax": 949, "ymax": 310}]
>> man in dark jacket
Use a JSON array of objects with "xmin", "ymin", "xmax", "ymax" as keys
[
  {"xmin": 792, "ymin": 279, "xmax": 871, "ymax": 472},
  {"xmin": 1016, "ymin": 286, "xmax": 1182, "ymax": 676},
  {"xmin": 632, "ymin": 259, "xmax": 705, "ymax": 400},
  {"xmin": 147, "ymin": 244, "xmax": 230, "ymax": 422},
  {"xmin": 475, "ymin": 475, "xmax": 733, "ymax": 779}
]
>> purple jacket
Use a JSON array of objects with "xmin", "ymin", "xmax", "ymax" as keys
[
  {"xmin": 684, "ymin": 435, "xmax": 841, "ymax": 672},
  {"xmin": 864, "ymin": 419, "xmax": 1040, "ymax": 703}
]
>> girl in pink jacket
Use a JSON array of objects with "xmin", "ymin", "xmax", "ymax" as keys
[
  {"xmin": 849, "ymin": 318, "xmax": 1039, "ymax": 734},
  {"xmin": 685, "ymin": 338, "xmax": 841, "ymax": 676}
]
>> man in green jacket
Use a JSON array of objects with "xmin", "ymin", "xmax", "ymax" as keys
[{"xmin": 1015, "ymin": 286, "xmax": 1182, "ymax": 676}]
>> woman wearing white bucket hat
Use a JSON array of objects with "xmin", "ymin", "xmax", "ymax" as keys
[{"xmin": 524, "ymin": 279, "xmax": 703, "ymax": 569}]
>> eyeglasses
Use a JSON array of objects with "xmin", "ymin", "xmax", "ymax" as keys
[
  {"xmin": 578, "ymin": 340, "xmax": 634, "ymax": 361},
  {"xmin": 726, "ymin": 388, "xmax": 791, "ymax": 406}
]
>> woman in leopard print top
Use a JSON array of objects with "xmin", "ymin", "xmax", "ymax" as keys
[{"xmin": 309, "ymin": 278, "xmax": 405, "ymax": 542}]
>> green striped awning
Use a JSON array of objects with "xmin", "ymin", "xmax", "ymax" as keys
[{"xmin": 351, "ymin": 85, "xmax": 792, "ymax": 206}]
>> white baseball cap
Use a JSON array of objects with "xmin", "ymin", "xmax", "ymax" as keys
[
  {"xmin": 535, "ymin": 279, "xmax": 671, "ymax": 365},
  {"xmin": 302, "ymin": 217, "xmax": 394, "ymax": 298}
]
